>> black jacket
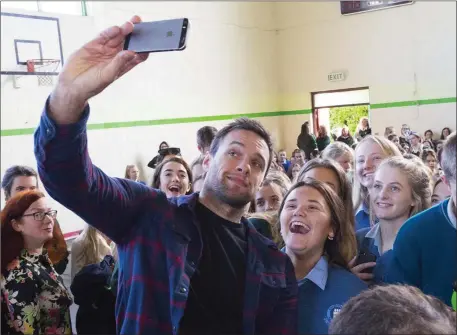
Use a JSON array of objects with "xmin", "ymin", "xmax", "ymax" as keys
[
  {"xmin": 297, "ymin": 133, "xmax": 317, "ymax": 159},
  {"xmin": 70, "ymin": 255, "xmax": 117, "ymax": 334}
]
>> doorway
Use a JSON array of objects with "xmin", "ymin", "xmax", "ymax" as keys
[{"xmin": 311, "ymin": 87, "xmax": 370, "ymax": 143}]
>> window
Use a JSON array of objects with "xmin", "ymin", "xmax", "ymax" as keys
[
  {"xmin": 1, "ymin": 1, "xmax": 39, "ymax": 12},
  {"xmin": 1, "ymin": 1, "xmax": 91, "ymax": 16},
  {"xmin": 313, "ymin": 88, "xmax": 370, "ymax": 108},
  {"xmin": 39, "ymin": 1, "xmax": 84, "ymax": 16}
]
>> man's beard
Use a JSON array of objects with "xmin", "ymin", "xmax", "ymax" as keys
[{"xmin": 206, "ymin": 170, "xmax": 253, "ymax": 209}]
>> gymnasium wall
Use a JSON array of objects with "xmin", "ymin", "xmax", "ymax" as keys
[
  {"xmin": 1, "ymin": 2, "xmax": 281, "ymax": 234},
  {"xmin": 1, "ymin": 1, "xmax": 456, "ymax": 234},
  {"xmin": 276, "ymin": 1, "xmax": 456, "ymax": 150}
]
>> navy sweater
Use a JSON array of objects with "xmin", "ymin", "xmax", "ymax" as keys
[
  {"xmin": 355, "ymin": 206, "xmax": 371, "ymax": 231},
  {"xmin": 385, "ymin": 199, "xmax": 457, "ymax": 306},
  {"xmin": 297, "ymin": 259, "xmax": 367, "ymax": 334},
  {"xmin": 356, "ymin": 226, "xmax": 393, "ymax": 284}
]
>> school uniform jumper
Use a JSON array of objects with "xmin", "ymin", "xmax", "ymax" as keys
[{"xmin": 384, "ymin": 198, "xmax": 457, "ymax": 307}]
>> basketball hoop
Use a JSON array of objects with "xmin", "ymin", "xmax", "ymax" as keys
[{"xmin": 26, "ymin": 59, "xmax": 60, "ymax": 86}]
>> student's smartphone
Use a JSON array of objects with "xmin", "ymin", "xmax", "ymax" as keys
[
  {"xmin": 124, "ymin": 18, "xmax": 189, "ymax": 53},
  {"xmin": 356, "ymin": 250, "xmax": 377, "ymax": 274}
]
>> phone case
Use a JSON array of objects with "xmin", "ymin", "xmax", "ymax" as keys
[{"xmin": 123, "ymin": 18, "xmax": 188, "ymax": 53}]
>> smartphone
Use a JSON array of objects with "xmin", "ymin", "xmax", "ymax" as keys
[
  {"xmin": 356, "ymin": 250, "xmax": 377, "ymax": 274},
  {"xmin": 124, "ymin": 18, "xmax": 189, "ymax": 53}
]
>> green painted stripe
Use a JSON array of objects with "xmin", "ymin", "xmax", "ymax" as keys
[
  {"xmin": 2, "ymin": 96, "xmax": 455, "ymax": 137},
  {"xmin": 0, "ymin": 128, "xmax": 35, "ymax": 136},
  {"xmin": 1, "ymin": 109, "xmax": 312, "ymax": 137},
  {"xmin": 370, "ymin": 97, "xmax": 456, "ymax": 109}
]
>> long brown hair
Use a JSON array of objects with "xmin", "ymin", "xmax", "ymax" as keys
[
  {"xmin": 296, "ymin": 158, "xmax": 355, "ymax": 230},
  {"xmin": 246, "ymin": 211, "xmax": 282, "ymax": 246},
  {"xmin": 152, "ymin": 156, "xmax": 193, "ymax": 193},
  {"xmin": 124, "ymin": 164, "xmax": 138, "ymax": 180},
  {"xmin": 278, "ymin": 179, "xmax": 357, "ymax": 268},
  {"xmin": 1, "ymin": 190, "xmax": 67, "ymax": 273}
]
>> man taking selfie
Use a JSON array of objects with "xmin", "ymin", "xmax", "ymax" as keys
[{"xmin": 33, "ymin": 16, "xmax": 297, "ymax": 335}]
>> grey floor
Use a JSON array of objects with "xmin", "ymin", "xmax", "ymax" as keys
[{"xmin": 62, "ymin": 239, "xmax": 78, "ymax": 334}]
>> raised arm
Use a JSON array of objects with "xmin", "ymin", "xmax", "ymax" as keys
[{"xmin": 33, "ymin": 16, "xmax": 166, "ymax": 244}]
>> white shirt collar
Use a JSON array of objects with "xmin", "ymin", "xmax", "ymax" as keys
[
  {"xmin": 298, "ymin": 256, "xmax": 328, "ymax": 291},
  {"xmin": 281, "ymin": 247, "xmax": 329, "ymax": 290},
  {"xmin": 365, "ymin": 222, "xmax": 382, "ymax": 254}
]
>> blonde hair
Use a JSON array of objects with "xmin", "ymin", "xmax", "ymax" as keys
[
  {"xmin": 353, "ymin": 136, "xmax": 403, "ymax": 210},
  {"xmin": 318, "ymin": 124, "xmax": 328, "ymax": 137},
  {"xmin": 250, "ymin": 170, "xmax": 291, "ymax": 212},
  {"xmin": 77, "ymin": 226, "xmax": 112, "ymax": 267},
  {"xmin": 290, "ymin": 163, "xmax": 303, "ymax": 183},
  {"xmin": 261, "ymin": 170, "xmax": 291, "ymax": 195},
  {"xmin": 246, "ymin": 211, "xmax": 281, "ymax": 246},
  {"xmin": 322, "ymin": 142, "xmax": 354, "ymax": 165},
  {"xmin": 373, "ymin": 157, "xmax": 432, "ymax": 221},
  {"xmin": 357, "ymin": 117, "xmax": 370, "ymax": 131},
  {"xmin": 384, "ymin": 126, "xmax": 395, "ymax": 138},
  {"xmin": 124, "ymin": 164, "xmax": 138, "ymax": 180}
]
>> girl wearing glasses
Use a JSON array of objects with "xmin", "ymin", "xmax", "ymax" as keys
[
  {"xmin": 1, "ymin": 165, "xmax": 70, "ymax": 275},
  {"xmin": 1, "ymin": 190, "xmax": 72, "ymax": 334}
]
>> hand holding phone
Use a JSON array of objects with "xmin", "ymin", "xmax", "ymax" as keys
[
  {"xmin": 349, "ymin": 252, "xmax": 377, "ymax": 282},
  {"xmin": 124, "ymin": 18, "xmax": 189, "ymax": 53},
  {"xmin": 356, "ymin": 250, "xmax": 377, "ymax": 273}
]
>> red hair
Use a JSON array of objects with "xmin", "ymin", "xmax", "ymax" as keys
[{"xmin": 1, "ymin": 190, "xmax": 67, "ymax": 273}]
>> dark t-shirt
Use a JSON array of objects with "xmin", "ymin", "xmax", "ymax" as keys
[
  {"xmin": 358, "ymin": 128, "xmax": 372, "ymax": 139},
  {"xmin": 337, "ymin": 135, "xmax": 355, "ymax": 147},
  {"xmin": 178, "ymin": 202, "xmax": 248, "ymax": 335}
]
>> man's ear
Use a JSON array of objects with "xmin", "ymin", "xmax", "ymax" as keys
[{"xmin": 202, "ymin": 152, "xmax": 211, "ymax": 172}]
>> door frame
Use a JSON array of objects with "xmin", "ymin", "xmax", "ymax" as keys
[{"xmin": 311, "ymin": 86, "xmax": 370, "ymax": 134}]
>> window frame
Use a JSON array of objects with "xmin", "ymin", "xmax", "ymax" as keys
[{"xmin": 2, "ymin": 0, "xmax": 90, "ymax": 16}]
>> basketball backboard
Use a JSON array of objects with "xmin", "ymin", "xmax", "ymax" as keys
[{"xmin": 1, "ymin": 12, "xmax": 64, "ymax": 76}]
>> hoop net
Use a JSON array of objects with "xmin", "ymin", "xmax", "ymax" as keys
[{"xmin": 26, "ymin": 59, "xmax": 60, "ymax": 86}]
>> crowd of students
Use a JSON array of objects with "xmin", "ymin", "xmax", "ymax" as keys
[{"xmin": 1, "ymin": 16, "xmax": 456, "ymax": 335}]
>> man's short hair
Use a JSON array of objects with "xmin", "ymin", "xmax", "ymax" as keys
[
  {"xmin": 197, "ymin": 126, "xmax": 218, "ymax": 153},
  {"xmin": 441, "ymin": 131, "xmax": 456, "ymax": 183},
  {"xmin": 209, "ymin": 118, "xmax": 273, "ymax": 173},
  {"xmin": 329, "ymin": 284, "xmax": 456, "ymax": 335},
  {"xmin": 1, "ymin": 165, "xmax": 38, "ymax": 200}
]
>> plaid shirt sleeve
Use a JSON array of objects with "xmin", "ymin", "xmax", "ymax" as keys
[
  {"xmin": 265, "ymin": 256, "xmax": 298, "ymax": 335},
  {"xmin": 34, "ymin": 98, "xmax": 162, "ymax": 244}
]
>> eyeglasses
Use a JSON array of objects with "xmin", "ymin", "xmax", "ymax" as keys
[{"xmin": 22, "ymin": 210, "xmax": 58, "ymax": 221}]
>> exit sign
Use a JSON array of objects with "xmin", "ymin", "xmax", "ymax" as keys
[{"xmin": 328, "ymin": 72, "xmax": 345, "ymax": 82}]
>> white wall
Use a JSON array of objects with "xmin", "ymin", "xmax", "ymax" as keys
[
  {"xmin": 2, "ymin": 2, "xmax": 456, "ymax": 234},
  {"xmin": 276, "ymin": 1, "xmax": 456, "ymax": 150},
  {"xmin": 1, "ymin": 2, "xmax": 280, "ymax": 234}
]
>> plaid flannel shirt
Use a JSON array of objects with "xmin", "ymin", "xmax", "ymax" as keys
[{"xmin": 34, "ymin": 99, "xmax": 298, "ymax": 335}]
